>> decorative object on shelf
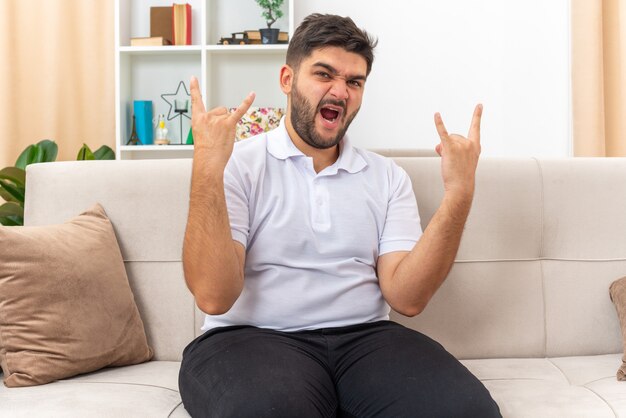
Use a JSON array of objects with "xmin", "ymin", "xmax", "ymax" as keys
[
  {"xmin": 0, "ymin": 140, "xmax": 114, "ymax": 226},
  {"xmin": 245, "ymin": 30, "xmax": 261, "ymax": 44},
  {"xmin": 186, "ymin": 128, "xmax": 194, "ymax": 145},
  {"xmin": 174, "ymin": 100, "xmax": 190, "ymax": 145},
  {"xmin": 133, "ymin": 100, "xmax": 154, "ymax": 145},
  {"xmin": 218, "ymin": 30, "xmax": 288, "ymax": 45},
  {"xmin": 130, "ymin": 36, "xmax": 171, "ymax": 47},
  {"xmin": 172, "ymin": 3, "xmax": 192, "ymax": 45},
  {"xmin": 218, "ymin": 32, "xmax": 251, "ymax": 45},
  {"xmin": 127, "ymin": 115, "xmax": 141, "ymax": 145},
  {"xmin": 150, "ymin": 6, "xmax": 173, "ymax": 45},
  {"xmin": 161, "ymin": 80, "xmax": 192, "ymax": 145},
  {"xmin": 228, "ymin": 107, "xmax": 285, "ymax": 141},
  {"xmin": 255, "ymin": 0, "xmax": 284, "ymax": 44},
  {"xmin": 155, "ymin": 114, "xmax": 170, "ymax": 145}
]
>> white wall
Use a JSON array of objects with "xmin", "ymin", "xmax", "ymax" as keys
[{"xmin": 295, "ymin": 0, "xmax": 571, "ymax": 157}]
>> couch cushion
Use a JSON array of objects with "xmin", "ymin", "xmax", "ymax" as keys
[
  {"xmin": 0, "ymin": 204, "xmax": 153, "ymax": 387},
  {"xmin": 0, "ymin": 361, "xmax": 188, "ymax": 417},
  {"xmin": 2, "ymin": 356, "xmax": 622, "ymax": 417},
  {"xmin": 543, "ymin": 260, "xmax": 625, "ymax": 357},
  {"xmin": 462, "ymin": 354, "xmax": 622, "ymax": 417},
  {"xmin": 391, "ymin": 261, "xmax": 546, "ymax": 359}
]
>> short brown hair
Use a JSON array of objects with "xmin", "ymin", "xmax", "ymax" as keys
[{"xmin": 286, "ymin": 14, "xmax": 378, "ymax": 76}]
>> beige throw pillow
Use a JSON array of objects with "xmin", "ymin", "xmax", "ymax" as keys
[
  {"xmin": 610, "ymin": 276, "xmax": 626, "ymax": 381},
  {"xmin": 0, "ymin": 204, "xmax": 153, "ymax": 387}
]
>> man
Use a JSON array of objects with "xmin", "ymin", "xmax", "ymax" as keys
[{"xmin": 179, "ymin": 13, "xmax": 501, "ymax": 418}]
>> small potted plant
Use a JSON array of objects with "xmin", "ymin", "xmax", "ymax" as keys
[{"xmin": 256, "ymin": 0, "xmax": 284, "ymax": 44}]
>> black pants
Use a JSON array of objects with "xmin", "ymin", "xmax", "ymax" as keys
[{"xmin": 179, "ymin": 320, "xmax": 501, "ymax": 418}]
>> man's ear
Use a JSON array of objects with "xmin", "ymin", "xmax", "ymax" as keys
[{"xmin": 280, "ymin": 65, "xmax": 294, "ymax": 94}]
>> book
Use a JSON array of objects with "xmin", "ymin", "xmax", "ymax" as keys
[
  {"xmin": 133, "ymin": 101, "xmax": 153, "ymax": 145},
  {"xmin": 150, "ymin": 6, "xmax": 173, "ymax": 45},
  {"xmin": 245, "ymin": 30, "xmax": 261, "ymax": 41},
  {"xmin": 130, "ymin": 37, "xmax": 171, "ymax": 47},
  {"xmin": 172, "ymin": 3, "xmax": 192, "ymax": 46}
]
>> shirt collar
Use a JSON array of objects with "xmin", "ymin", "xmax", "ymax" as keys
[
  {"xmin": 266, "ymin": 117, "xmax": 305, "ymax": 160},
  {"xmin": 267, "ymin": 117, "xmax": 367, "ymax": 174},
  {"xmin": 334, "ymin": 135, "xmax": 367, "ymax": 174}
]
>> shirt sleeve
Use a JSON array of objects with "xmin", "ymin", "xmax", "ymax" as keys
[
  {"xmin": 224, "ymin": 157, "xmax": 250, "ymax": 248},
  {"xmin": 378, "ymin": 162, "xmax": 423, "ymax": 255}
]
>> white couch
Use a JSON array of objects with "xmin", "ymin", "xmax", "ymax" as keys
[{"xmin": 2, "ymin": 157, "xmax": 625, "ymax": 417}]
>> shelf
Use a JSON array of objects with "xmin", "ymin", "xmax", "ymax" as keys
[
  {"xmin": 119, "ymin": 44, "xmax": 287, "ymax": 56},
  {"xmin": 205, "ymin": 45, "xmax": 289, "ymax": 54},
  {"xmin": 120, "ymin": 145, "xmax": 193, "ymax": 151},
  {"xmin": 119, "ymin": 46, "xmax": 202, "ymax": 55}
]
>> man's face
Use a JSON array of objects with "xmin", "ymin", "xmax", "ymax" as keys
[{"xmin": 287, "ymin": 47, "xmax": 368, "ymax": 149}]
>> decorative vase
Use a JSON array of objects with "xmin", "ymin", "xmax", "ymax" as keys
[{"xmin": 260, "ymin": 28, "xmax": 279, "ymax": 44}]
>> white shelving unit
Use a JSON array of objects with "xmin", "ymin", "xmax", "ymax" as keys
[{"xmin": 115, "ymin": 0, "xmax": 294, "ymax": 160}]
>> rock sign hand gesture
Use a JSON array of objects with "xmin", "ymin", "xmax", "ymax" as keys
[
  {"xmin": 189, "ymin": 76, "xmax": 255, "ymax": 169},
  {"xmin": 434, "ymin": 104, "xmax": 483, "ymax": 198}
]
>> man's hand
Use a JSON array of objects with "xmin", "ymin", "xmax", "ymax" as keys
[
  {"xmin": 378, "ymin": 104, "xmax": 484, "ymax": 316},
  {"xmin": 190, "ymin": 76, "xmax": 255, "ymax": 169},
  {"xmin": 434, "ymin": 104, "xmax": 483, "ymax": 199}
]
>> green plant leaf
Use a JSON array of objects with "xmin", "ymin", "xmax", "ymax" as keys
[
  {"xmin": 93, "ymin": 145, "xmax": 115, "ymax": 160},
  {"xmin": 0, "ymin": 187, "xmax": 18, "ymax": 203},
  {"xmin": 32, "ymin": 144, "xmax": 46, "ymax": 164},
  {"xmin": 0, "ymin": 167, "xmax": 26, "ymax": 187},
  {"xmin": 0, "ymin": 215, "xmax": 23, "ymax": 226},
  {"xmin": 0, "ymin": 201, "xmax": 24, "ymax": 218},
  {"xmin": 76, "ymin": 144, "xmax": 95, "ymax": 161},
  {"xmin": 15, "ymin": 140, "xmax": 57, "ymax": 168},
  {"xmin": 15, "ymin": 145, "xmax": 37, "ymax": 169},
  {"xmin": 0, "ymin": 179, "xmax": 25, "ymax": 203},
  {"xmin": 37, "ymin": 139, "xmax": 58, "ymax": 163}
]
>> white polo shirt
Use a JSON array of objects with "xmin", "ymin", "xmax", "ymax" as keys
[{"xmin": 201, "ymin": 119, "xmax": 422, "ymax": 332}]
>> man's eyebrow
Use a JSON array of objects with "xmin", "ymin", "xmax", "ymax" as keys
[{"xmin": 312, "ymin": 62, "xmax": 367, "ymax": 81}]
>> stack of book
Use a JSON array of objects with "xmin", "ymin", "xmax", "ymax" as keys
[{"xmin": 129, "ymin": 4, "xmax": 192, "ymax": 47}]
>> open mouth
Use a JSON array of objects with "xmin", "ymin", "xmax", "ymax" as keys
[{"xmin": 319, "ymin": 106, "xmax": 343, "ymax": 124}]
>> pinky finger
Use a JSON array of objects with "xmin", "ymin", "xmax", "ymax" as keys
[{"xmin": 231, "ymin": 92, "xmax": 256, "ymax": 121}]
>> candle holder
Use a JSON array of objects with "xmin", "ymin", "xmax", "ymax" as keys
[
  {"xmin": 174, "ymin": 99, "xmax": 189, "ymax": 145},
  {"xmin": 161, "ymin": 81, "xmax": 192, "ymax": 145}
]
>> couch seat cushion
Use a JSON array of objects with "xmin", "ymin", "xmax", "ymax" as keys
[
  {"xmin": 462, "ymin": 354, "xmax": 623, "ymax": 417},
  {"xmin": 2, "ymin": 356, "xmax": 624, "ymax": 417},
  {"xmin": 0, "ymin": 361, "xmax": 189, "ymax": 418}
]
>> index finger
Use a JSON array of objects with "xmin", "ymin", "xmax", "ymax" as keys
[
  {"xmin": 230, "ymin": 92, "xmax": 256, "ymax": 122},
  {"xmin": 468, "ymin": 104, "xmax": 483, "ymax": 142},
  {"xmin": 434, "ymin": 112, "xmax": 449, "ymax": 142},
  {"xmin": 189, "ymin": 76, "xmax": 206, "ymax": 115}
]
